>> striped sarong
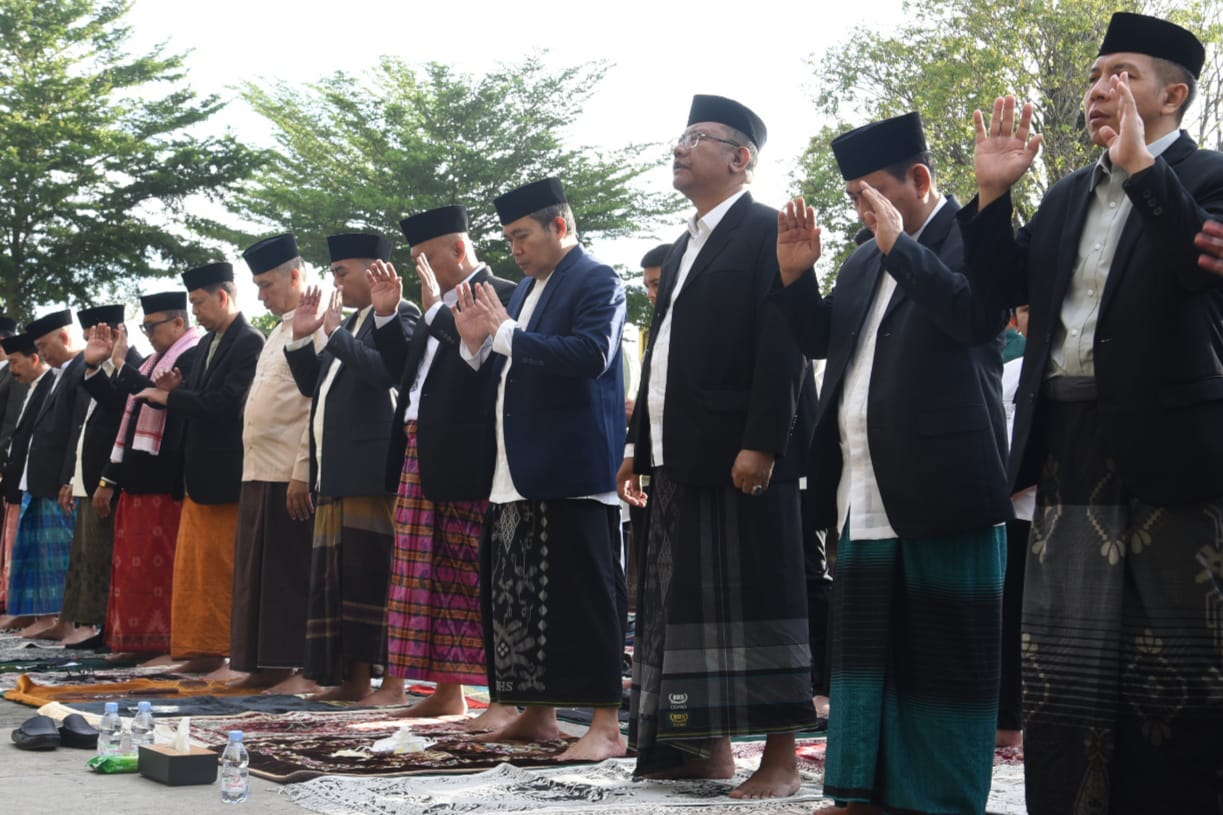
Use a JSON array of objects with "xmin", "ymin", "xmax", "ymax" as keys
[
  {"xmin": 170, "ymin": 498, "xmax": 240, "ymax": 659},
  {"xmin": 630, "ymin": 470, "xmax": 816, "ymax": 776},
  {"xmin": 106, "ymin": 492, "xmax": 181, "ymax": 653},
  {"xmin": 60, "ymin": 496, "xmax": 116, "ymax": 626},
  {"xmin": 7, "ymin": 495, "xmax": 76, "ymax": 615},
  {"xmin": 386, "ymin": 423, "xmax": 489, "ymax": 685},
  {"xmin": 1022, "ymin": 398, "xmax": 1223, "ymax": 814},
  {"xmin": 0, "ymin": 497, "xmax": 21, "ymax": 611},
  {"xmin": 824, "ymin": 525, "xmax": 1004, "ymax": 814},
  {"xmin": 229, "ymin": 481, "xmax": 315, "ymax": 672},
  {"xmin": 304, "ymin": 494, "xmax": 394, "ymax": 685}
]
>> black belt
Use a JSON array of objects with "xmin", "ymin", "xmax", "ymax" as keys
[{"xmin": 1041, "ymin": 376, "xmax": 1098, "ymax": 402}]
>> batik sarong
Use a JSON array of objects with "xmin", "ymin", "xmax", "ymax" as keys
[
  {"xmin": 304, "ymin": 494, "xmax": 394, "ymax": 685},
  {"xmin": 7, "ymin": 495, "xmax": 76, "ymax": 615},
  {"xmin": 60, "ymin": 496, "xmax": 116, "ymax": 626},
  {"xmin": 1022, "ymin": 397, "xmax": 1223, "ymax": 814},
  {"xmin": 630, "ymin": 470, "xmax": 816, "ymax": 777},
  {"xmin": 106, "ymin": 492, "xmax": 181, "ymax": 653},
  {"xmin": 229, "ymin": 481, "xmax": 315, "ymax": 672},
  {"xmin": 386, "ymin": 423, "xmax": 489, "ymax": 685},
  {"xmin": 482, "ymin": 498, "xmax": 623, "ymax": 707},
  {"xmin": 0, "ymin": 496, "xmax": 21, "ymax": 611}
]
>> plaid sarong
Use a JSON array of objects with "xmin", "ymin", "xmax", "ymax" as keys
[
  {"xmin": 1022, "ymin": 398, "xmax": 1223, "ymax": 814},
  {"xmin": 629, "ymin": 470, "xmax": 816, "ymax": 776},
  {"xmin": 304, "ymin": 494, "xmax": 394, "ymax": 685},
  {"xmin": 6, "ymin": 495, "xmax": 76, "ymax": 615},
  {"xmin": 386, "ymin": 422, "xmax": 489, "ymax": 685}
]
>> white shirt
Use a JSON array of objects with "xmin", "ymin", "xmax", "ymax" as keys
[
  {"xmin": 72, "ymin": 359, "xmax": 115, "ymax": 497},
  {"xmin": 645, "ymin": 189, "xmax": 748, "ymax": 467},
  {"xmin": 836, "ymin": 199, "xmax": 946, "ymax": 540}
]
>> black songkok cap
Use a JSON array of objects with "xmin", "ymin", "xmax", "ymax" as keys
[
  {"xmin": 243, "ymin": 233, "xmax": 299, "ymax": 275},
  {"xmin": 399, "ymin": 206, "xmax": 469, "ymax": 247},
  {"xmin": 141, "ymin": 291, "xmax": 187, "ymax": 315},
  {"xmin": 181, "ymin": 262, "xmax": 234, "ymax": 292},
  {"xmin": 640, "ymin": 243, "xmax": 671, "ymax": 268},
  {"xmin": 327, "ymin": 233, "xmax": 391, "ymax": 263},
  {"xmin": 1, "ymin": 334, "xmax": 36, "ymax": 355},
  {"xmin": 494, "ymin": 178, "xmax": 567, "ymax": 226},
  {"xmin": 26, "ymin": 309, "xmax": 73, "ymax": 340},
  {"xmin": 0, "ymin": 316, "xmax": 18, "ymax": 337},
  {"xmin": 831, "ymin": 112, "xmax": 928, "ymax": 181},
  {"xmin": 78, "ymin": 305, "xmax": 126, "ymax": 329},
  {"xmin": 687, "ymin": 94, "xmax": 767, "ymax": 150},
  {"xmin": 1099, "ymin": 12, "xmax": 1205, "ymax": 79}
]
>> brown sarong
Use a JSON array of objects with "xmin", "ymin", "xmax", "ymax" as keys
[
  {"xmin": 61, "ymin": 497, "xmax": 116, "ymax": 626},
  {"xmin": 170, "ymin": 498, "xmax": 240, "ymax": 659}
]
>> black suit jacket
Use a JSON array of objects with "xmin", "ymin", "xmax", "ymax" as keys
[
  {"xmin": 2, "ymin": 370, "xmax": 55, "ymax": 503},
  {"xmin": 958, "ymin": 133, "xmax": 1223, "ymax": 506},
  {"xmin": 778, "ymin": 197, "xmax": 1013, "ymax": 538},
  {"xmin": 287, "ymin": 301, "xmax": 420, "ymax": 498},
  {"xmin": 375, "ymin": 268, "xmax": 516, "ymax": 500},
  {"xmin": 71, "ymin": 348, "xmax": 145, "ymax": 496},
  {"xmin": 162, "ymin": 313, "xmax": 264, "ymax": 505},
  {"xmin": 100, "ymin": 346, "xmax": 200, "ymax": 496},
  {"xmin": 0, "ymin": 366, "xmax": 25, "ymax": 461},
  {"xmin": 631, "ymin": 192, "xmax": 808, "ymax": 485},
  {"xmin": 25, "ymin": 353, "xmax": 91, "ymax": 499}
]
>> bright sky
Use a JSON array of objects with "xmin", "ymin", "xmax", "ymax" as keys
[{"xmin": 120, "ymin": 0, "xmax": 905, "ymax": 321}]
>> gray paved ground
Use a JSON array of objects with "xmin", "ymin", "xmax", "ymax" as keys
[{"xmin": 0, "ymin": 697, "xmax": 302, "ymax": 814}]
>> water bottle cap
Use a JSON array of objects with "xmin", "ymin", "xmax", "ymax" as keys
[
  {"xmin": 228, "ymin": 730, "xmax": 244, "ymax": 741},
  {"xmin": 104, "ymin": 702, "xmax": 118, "ymax": 714},
  {"xmin": 137, "ymin": 701, "xmax": 151, "ymax": 713}
]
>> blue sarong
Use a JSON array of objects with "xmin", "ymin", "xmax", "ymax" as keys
[{"xmin": 7, "ymin": 495, "xmax": 76, "ymax": 615}]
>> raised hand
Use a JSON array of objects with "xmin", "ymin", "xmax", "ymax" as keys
[
  {"xmin": 367, "ymin": 259, "xmax": 403, "ymax": 317},
  {"xmin": 777, "ymin": 196, "xmax": 822, "ymax": 286},
  {"xmin": 323, "ymin": 288, "xmax": 344, "ymax": 336},
  {"xmin": 293, "ymin": 285, "xmax": 325, "ymax": 340},
  {"xmin": 973, "ymin": 96, "xmax": 1044, "ymax": 208},
  {"xmin": 859, "ymin": 183, "xmax": 905, "ymax": 254},
  {"xmin": 472, "ymin": 281, "xmax": 511, "ymax": 337},
  {"xmin": 415, "ymin": 252, "xmax": 442, "ymax": 312},
  {"xmin": 453, "ymin": 281, "xmax": 492, "ymax": 355},
  {"xmin": 84, "ymin": 323, "xmax": 113, "ymax": 366},
  {"xmin": 110, "ymin": 324, "xmax": 129, "ymax": 368},
  {"xmin": 153, "ymin": 367, "xmax": 182, "ymax": 392},
  {"xmin": 1196, "ymin": 219, "xmax": 1223, "ymax": 276},
  {"xmin": 1095, "ymin": 73, "xmax": 1154, "ymax": 175}
]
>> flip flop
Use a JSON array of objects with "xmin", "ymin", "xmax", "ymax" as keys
[
  {"xmin": 11, "ymin": 715, "xmax": 61, "ymax": 751},
  {"xmin": 58, "ymin": 714, "xmax": 99, "ymax": 749}
]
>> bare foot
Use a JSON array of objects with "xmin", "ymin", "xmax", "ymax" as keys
[
  {"xmin": 644, "ymin": 737, "xmax": 735, "ymax": 779},
  {"xmin": 478, "ymin": 707, "xmax": 561, "ymax": 743},
  {"xmin": 138, "ymin": 653, "xmax": 178, "ymax": 667},
  {"xmin": 203, "ymin": 663, "xmax": 247, "ymax": 683},
  {"xmin": 309, "ymin": 677, "xmax": 371, "ymax": 702},
  {"xmin": 0, "ymin": 615, "xmax": 34, "ymax": 631},
  {"xmin": 814, "ymin": 694, "xmax": 830, "ymax": 719},
  {"xmin": 996, "ymin": 728, "xmax": 1023, "ymax": 748},
  {"xmin": 61, "ymin": 626, "xmax": 100, "ymax": 646},
  {"xmin": 394, "ymin": 683, "xmax": 467, "ymax": 718},
  {"xmin": 228, "ymin": 668, "xmax": 294, "ymax": 689},
  {"xmin": 19, "ymin": 616, "xmax": 57, "ymax": 638},
  {"xmin": 458, "ymin": 703, "xmax": 519, "ymax": 732},
  {"xmin": 30, "ymin": 619, "xmax": 75, "ymax": 641},
  {"xmin": 730, "ymin": 733, "xmax": 801, "ymax": 799},
  {"xmin": 555, "ymin": 708, "xmax": 626, "ymax": 761},
  {"xmin": 363, "ymin": 682, "xmax": 410, "ymax": 707},
  {"xmin": 173, "ymin": 656, "xmax": 227, "ymax": 675},
  {"xmin": 262, "ymin": 671, "xmax": 321, "ymax": 696}
]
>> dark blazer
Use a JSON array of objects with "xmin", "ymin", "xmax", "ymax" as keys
[
  {"xmin": 375, "ymin": 266, "xmax": 517, "ymax": 500},
  {"xmin": 778, "ymin": 196, "xmax": 1013, "ymax": 539},
  {"xmin": 0, "ymin": 364, "xmax": 21, "ymax": 458},
  {"xmin": 630, "ymin": 193, "xmax": 808, "ymax": 486},
  {"xmin": 287, "ymin": 301, "xmax": 420, "ymax": 498},
  {"xmin": 163, "ymin": 313, "xmax": 265, "ymax": 505},
  {"xmin": 25, "ymin": 353, "xmax": 91, "ymax": 499},
  {"xmin": 2, "ymin": 370, "xmax": 54, "ymax": 504},
  {"xmin": 958, "ymin": 133, "xmax": 1223, "ymax": 506},
  {"xmin": 490, "ymin": 244, "xmax": 626, "ymax": 499},
  {"xmin": 99, "ymin": 346, "xmax": 200, "ymax": 496},
  {"xmin": 70, "ymin": 348, "xmax": 145, "ymax": 496}
]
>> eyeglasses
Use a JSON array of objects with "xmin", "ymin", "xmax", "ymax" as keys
[
  {"xmin": 140, "ymin": 317, "xmax": 176, "ymax": 335},
  {"xmin": 675, "ymin": 130, "xmax": 741, "ymax": 150}
]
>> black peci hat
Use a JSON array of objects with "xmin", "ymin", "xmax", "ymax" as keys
[
  {"xmin": 1, "ymin": 334, "xmax": 36, "ymax": 356},
  {"xmin": 400, "ymin": 206, "xmax": 469, "ymax": 247},
  {"xmin": 243, "ymin": 233, "xmax": 299, "ymax": 275},
  {"xmin": 494, "ymin": 178, "xmax": 567, "ymax": 226},
  {"xmin": 831, "ymin": 112, "xmax": 928, "ymax": 181},
  {"xmin": 78, "ymin": 305, "xmax": 126, "ymax": 329},
  {"xmin": 327, "ymin": 233, "xmax": 392, "ymax": 263},
  {"xmin": 182, "ymin": 262, "xmax": 234, "ymax": 291},
  {"xmin": 141, "ymin": 291, "xmax": 187, "ymax": 315},
  {"xmin": 687, "ymin": 95, "xmax": 767, "ymax": 149},
  {"xmin": 1099, "ymin": 12, "xmax": 1205, "ymax": 79},
  {"xmin": 26, "ymin": 309, "xmax": 73, "ymax": 340}
]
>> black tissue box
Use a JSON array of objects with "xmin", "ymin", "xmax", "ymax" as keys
[{"xmin": 137, "ymin": 744, "xmax": 218, "ymax": 786}]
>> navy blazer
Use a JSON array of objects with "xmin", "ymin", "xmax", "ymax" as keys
[
  {"xmin": 778, "ymin": 196, "xmax": 1013, "ymax": 539},
  {"xmin": 958, "ymin": 133, "xmax": 1223, "ymax": 506},
  {"xmin": 25, "ymin": 353, "xmax": 91, "ymax": 499},
  {"xmin": 287, "ymin": 300, "xmax": 420, "ymax": 498},
  {"xmin": 375, "ymin": 266, "xmax": 517, "ymax": 501},
  {"xmin": 488, "ymin": 244, "xmax": 626, "ymax": 500}
]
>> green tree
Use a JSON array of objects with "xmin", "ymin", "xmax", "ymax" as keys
[
  {"xmin": 0, "ymin": 0, "xmax": 262, "ymax": 323},
  {"xmin": 792, "ymin": 0, "xmax": 1221, "ymax": 286},
  {"xmin": 215, "ymin": 56, "xmax": 685, "ymax": 303}
]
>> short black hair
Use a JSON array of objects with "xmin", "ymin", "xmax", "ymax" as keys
[
  {"xmin": 1153, "ymin": 56, "xmax": 1196, "ymax": 123},
  {"xmin": 201, "ymin": 281, "xmax": 238, "ymax": 298},
  {"xmin": 640, "ymin": 243, "xmax": 671, "ymax": 268},
  {"xmin": 882, "ymin": 150, "xmax": 936, "ymax": 183},
  {"xmin": 528, "ymin": 203, "xmax": 577, "ymax": 238}
]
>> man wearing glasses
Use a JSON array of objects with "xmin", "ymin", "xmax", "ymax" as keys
[
  {"xmin": 619, "ymin": 95, "xmax": 816, "ymax": 799},
  {"xmin": 88, "ymin": 292, "xmax": 201, "ymax": 661}
]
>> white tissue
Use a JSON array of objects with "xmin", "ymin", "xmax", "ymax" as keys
[
  {"xmin": 174, "ymin": 717, "xmax": 189, "ymax": 752},
  {"xmin": 371, "ymin": 725, "xmax": 434, "ymax": 755}
]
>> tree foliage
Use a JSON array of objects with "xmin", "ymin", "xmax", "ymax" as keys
[
  {"xmin": 793, "ymin": 0, "xmax": 1221, "ymax": 288},
  {"xmin": 217, "ymin": 56, "xmax": 685, "ymax": 303},
  {"xmin": 0, "ymin": 0, "xmax": 262, "ymax": 323}
]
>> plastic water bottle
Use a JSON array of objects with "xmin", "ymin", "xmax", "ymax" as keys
[
  {"xmin": 97, "ymin": 702, "xmax": 123, "ymax": 757},
  {"xmin": 130, "ymin": 701, "xmax": 155, "ymax": 747},
  {"xmin": 219, "ymin": 730, "xmax": 249, "ymax": 804}
]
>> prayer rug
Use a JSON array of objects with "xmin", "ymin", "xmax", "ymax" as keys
[{"xmin": 3, "ymin": 673, "xmax": 258, "ymax": 707}]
